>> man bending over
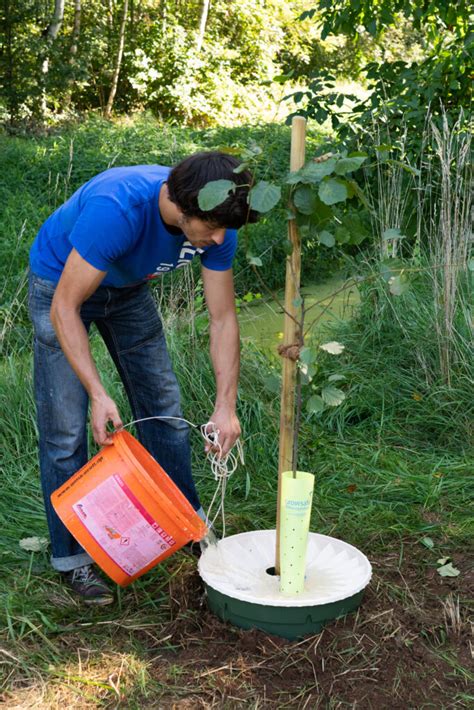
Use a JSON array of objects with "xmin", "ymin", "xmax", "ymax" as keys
[{"xmin": 29, "ymin": 151, "xmax": 257, "ymax": 604}]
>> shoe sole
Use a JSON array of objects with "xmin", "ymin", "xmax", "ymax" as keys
[{"xmin": 83, "ymin": 595, "xmax": 115, "ymax": 606}]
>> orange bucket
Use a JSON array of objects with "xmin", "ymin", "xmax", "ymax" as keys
[{"xmin": 51, "ymin": 430, "xmax": 207, "ymax": 586}]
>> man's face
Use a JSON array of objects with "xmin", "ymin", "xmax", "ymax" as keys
[{"xmin": 178, "ymin": 215, "xmax": 226, "ymax": 249}]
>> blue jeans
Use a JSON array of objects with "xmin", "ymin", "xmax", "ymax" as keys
[{"xmin": 28, "ymin": 273, "xmax": 200, "ymax": 572}]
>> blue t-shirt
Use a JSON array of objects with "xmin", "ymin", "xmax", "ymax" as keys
[{"xmin": 30, "ymin": 165, "xmax": 238, "ymax": 287}]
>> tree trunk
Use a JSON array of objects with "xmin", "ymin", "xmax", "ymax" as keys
[
  {"xmin": 40, "ymin": 0, "xmax": 65, "ymax": 116},
  {"xmin": 105, "ymin": 0, "xmax": 128, "ymax": 119},
  {"xmin": 107, "ymin": 0, "xmax": 114, "ymax": 54},
  {"xmin": 64, "ymin": 0, "xmax": 82, "ymax": 108},
  {"xmin": 3, "ymin": 0, "xmax": 17, "ymax": 124},
  {"xmin": 196, "ymin": 0, "xmax": 210, "ymax": 52},
  {"xmin": 69, "ymin": 0, "xmax": 82, "ymax": 61},
  {"xmin": 160, "ymin": 0, "xmax": 167, "ymax": 35}
]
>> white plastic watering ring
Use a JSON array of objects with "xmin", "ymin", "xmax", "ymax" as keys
[{"xmin": 199, "ymin": 529, "xmax": 372, "ymax": 639}]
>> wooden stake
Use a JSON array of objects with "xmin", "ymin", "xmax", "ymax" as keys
[{"xmin": 275, "ymin": 116, "xmax": 306, "ymax": 574}]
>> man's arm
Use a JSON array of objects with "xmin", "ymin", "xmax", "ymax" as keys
[
  {"xmin": 50, "ymin": 248, "xmax": 122, "ymax": 446},
  {"xmin": 201, "ymin": 265, "xmax": 241, "ymax": 456}
]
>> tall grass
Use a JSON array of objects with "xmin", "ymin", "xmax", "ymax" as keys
[
  {"xmin": 424, "ymin": 113, "xmax": 472, "ymax": 385},
  {"xmin": 317, "ymin": 268, "xmax": 472, "ymax": 450},
  {"xmin": 354, "ymin": 110, "xmax": 472, "ymax": 414}
]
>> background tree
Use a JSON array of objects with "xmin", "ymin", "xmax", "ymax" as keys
[
  {"xmin": 64, "ymin": 0, "xmax": 82, "ymax": 108},
  {"xmin": 39, "ymin": 0, "xmax": 65, "ymax": 116},
  {"xmin": 196, "ymin": 0, "xmax": 210, "ymax": 53},
  {"xmin": 105, "ymin": 0, "xmax": 128, "ymax": 118},
  {"xmin": 290, "ymin": 0, "xmax": 473, "ymax": 143},
  {"xmin": 0, "ymin": 0, "xmax": 347, "ymax": 125}
]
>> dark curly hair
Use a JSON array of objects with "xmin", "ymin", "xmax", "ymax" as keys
[{"xmin": 167, "ymin": 151, "xmax": 260, "ymax": 229}]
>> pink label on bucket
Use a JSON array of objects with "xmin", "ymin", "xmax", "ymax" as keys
[{"xmin": 73, "ymin": 473, "xmax": 176, "ymax": 576}]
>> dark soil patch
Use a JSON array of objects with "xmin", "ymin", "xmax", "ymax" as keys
[{"xmin": 145, "ymin": 543, "xmax": 473, "ymax": 708}]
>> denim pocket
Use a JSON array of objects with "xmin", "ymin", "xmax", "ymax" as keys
[
  {"xmin": 31, "ymin": 274, "xmax": 57, "ymax": 295},
  {"xmin": 28, "ymin": 273, "xmax": 61, "ymax": 349}
]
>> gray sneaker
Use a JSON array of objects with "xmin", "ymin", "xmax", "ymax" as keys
[{"xmin": 63, "ymin": 565, "xmax": 114, "ymax": 606}]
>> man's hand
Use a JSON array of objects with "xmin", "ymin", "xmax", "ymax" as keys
[
  {"xmin": 206, "ymin": 405, "xmax": 241, "ymax": 458},
  {"xmin": 90, "ymin": 392, "xmax": 123, "ymax": 446}
]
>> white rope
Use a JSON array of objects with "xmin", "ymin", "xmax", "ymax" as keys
[
  {"xmin": 200, "ymin": 421, "xmax": 244, "ymax": 538},
  {"xmin": 120, "ymin": 416, "xmax": 244, "ymax": 538}
]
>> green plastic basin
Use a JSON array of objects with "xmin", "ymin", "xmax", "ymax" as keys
[{"xmin": 205, "ymin": 584, "xmax": 365, "ymax": 640}]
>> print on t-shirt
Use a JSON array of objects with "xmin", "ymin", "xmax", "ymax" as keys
[{"xmin": 145, "ymin": 241, "xmax": 205, "ymax": 280}]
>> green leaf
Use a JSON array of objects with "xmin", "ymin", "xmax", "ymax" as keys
[
  {"xmin": 299, "ymin": 8, "xmax": 316, "ymax": 21},
  {"xmin": 293, "ymin": 186, "xmax": 317, "ymax": 215},
  {"xmin": 328, "ymin": 374, "xmax": 345, "ymax": 382},
  {"xmin": 233, "ymin": 162, "xmax": 249, "ymax": 174},
  {"xmin": 306, "ymin": 198, "xmax": 333, "ymax": 226},
  {"xmin": 375, "ymin": 145, "xmax": 390, "ymax": 161},
  {"xmin": 306, "ymin": 394, "xmax": 325, "ymax": 414},
  {"xmin": 285, "ymin": 170, "xmax": 303, "ymax": 185},
  {"xmin": 216, "ymin": 146, "xmax": 242, "ymax": 155},
  {"xmin": 335, "ymin": 226, "xmax": 351, "ymax": 244},
  {"xmin": 383, "ymin": 227, "xmax": 405, "ymax": 241},
  {"xmin": 420, "ymin": 537, "xmax": 435, "ymax": 549},
  {"xmin": 318, "ymin": 230, "xmax": 335, "ymax": 247},
  {"xmin": 318, "ymin": 178, "xmax": 349, "ymax": 205},
  {"xmin": 366, "ymin": 18, "xmax": 377, "ymax": 36},
  {"xmin": 263, "ymin": 373, "xmax": 280, "ymax": 394},
  {"xmin": 467, "ymin": 257, "xmax": 474, "ymax": 271},
  {"xmin": 300, "ymin": 346, "xmax": 316, "ymax": 365},
  {"xmin": 301, "ymin": 363, "xmax": 317, "ymax": 381},
  {"xmin": 437, "ymin": 563, "xmax": 460, "ymax": 577},
  {"xmin": 299, "ymin": 158, "xmax": 337, "ymax": 183},
  {"xmin": 380, "ymin": 259, "xmax": 405, "ymax": 282},
  {"xmin": 198, "ymin": 180, "xmax": 234, "ymax": 211},
  {"xmin": 345, "ymin": 180, "xmax": 356, "ymax": 199},
  {"xmin": 242, "ymin": 144, "xmax": 262, "ymax": 160},
  {"xmin": 247, "ymin": 255, "xmax": 262, "ymax": 267},
  {"xmin": 389, "ymin": 273, "xmax": 410, "ymax": 296},
  {"xmin": 334, "ymin": 156, "xmax": 367, "ymax": 175},
  {"xmin": 346, "ymin": 179, "xmax": 370, "ymax": 208},
  {"xmin": 321, "ymin": 386, "xmax": 346, "ymax": 406},
  {"xmin": 248, "ymin": 181, "xmax": 281, "ymax": 213},
  {"xmin": 293, "ymin": 297, "xmax": 302, "ymax": 308},
  {"xmin": 375, "ymin": 144, "xmax": 393, "ymax": 153}
]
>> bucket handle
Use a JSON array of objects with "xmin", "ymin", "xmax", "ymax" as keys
[{"xmin": 119, "ymin": 416, "xmax": 244, "ymax": 537}]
